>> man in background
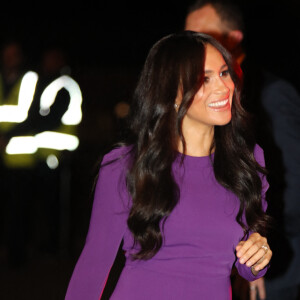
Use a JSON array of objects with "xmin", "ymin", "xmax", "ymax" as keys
[{"xmin": 185, "ymin": 1, "xmax": 300, "ymax": 299}]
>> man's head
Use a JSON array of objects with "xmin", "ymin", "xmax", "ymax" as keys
[
  {"xmin": 185, "ymin": 0, "xmax": 244, "ymax": 58},
  {"xmin": 1, "ymin": 41, "xmax": 23, "ymax": 72}
]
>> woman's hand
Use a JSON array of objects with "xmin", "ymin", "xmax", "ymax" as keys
[{"xmin": 236, "ymin": 233, "xmax": 272, "ymax": 275}]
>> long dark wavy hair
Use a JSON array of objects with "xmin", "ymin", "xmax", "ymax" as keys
[{"xmin": 121, "ymin": 31, "xmax": 269, "ymax": 260}]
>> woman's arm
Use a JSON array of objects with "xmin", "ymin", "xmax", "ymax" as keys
[
  {"xmin": 234, "ymin": 145, "xmax": 272, "ymax": 281},
  {"xmin": 65, "ymin": 149, "xmax": 129, "ymax": 300}
]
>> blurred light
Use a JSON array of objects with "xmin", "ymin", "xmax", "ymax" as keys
[
  {"xmin": 6, "ymin": 136, "xmax": 37, "ymax": 154},
  {"xmin": 6, "ymin": 131, "xmax": 79, "ymax": 154},
  {"xmin": 35, "ymin": 131, "xmax": 79, "ymax": 150},
  {"xmin": 46, "ymin": 154, "xmax": 59, "ymax": 169},
  {"xmin": 0, "ymin": 71, "xmax": 38, "ymax": 122},
  {"xmin": 39, "ymin": 107, "xmax": 50, "ymax": 116},
  {"xmin": 114, "ymin": 101, "xmax": 130, "ymax": 118},
  {"xmin": 40, "ymin": 75, "xmax": 82, "ymax": 125}
]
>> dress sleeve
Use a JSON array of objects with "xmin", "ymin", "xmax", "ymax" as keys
[
  {"xmin": 234, "ymin": 145, "xmax": 269, "ymax": 281},
  {"xmin": 65, "ymin": 149, "xmax": 129, "ymax": 300}
]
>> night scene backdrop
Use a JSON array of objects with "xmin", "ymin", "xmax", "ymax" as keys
[{"xmin": 0, "ymin": 0, "xmax": 299, "ymax": 299}]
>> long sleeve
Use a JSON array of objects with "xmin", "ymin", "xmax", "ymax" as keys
[
  {"xmin": 234, "ymin": 145, "xmax": 269, "ymax": 281},
  {"xmin": 65, "ymin": 148, "xmax": 129, "ymax": 300}
]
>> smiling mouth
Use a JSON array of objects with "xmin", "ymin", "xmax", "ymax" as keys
[{"xmin": 208, "ymin": 99, "xmax": 229, "ymax": 108}]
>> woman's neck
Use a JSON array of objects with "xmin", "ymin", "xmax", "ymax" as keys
[{"xmin": 178, "ymin": 125, "xmax": 214, "ymax": 157}]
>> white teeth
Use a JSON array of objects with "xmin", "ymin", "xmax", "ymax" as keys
[{"xmin": 208, "ymin": 99, "xmax": 228, "ymax": 107}]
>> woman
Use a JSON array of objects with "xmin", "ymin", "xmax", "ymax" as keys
[{"xmin": 66, "ymin": 31, "xmax": 272, "ymax": 299}]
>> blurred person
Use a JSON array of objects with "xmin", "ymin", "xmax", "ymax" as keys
[
  {"xmin": 0, "ymin": 40, "xmax": 33, "ymax": 143},
  {"xmin": 0, "ymin": 44, "xmax": 82, "ymax": 265},
  {"xmin": 11, "ymin": 46, "xmax": 73, "ymax": 257},
  {"xmin": 66, "ymin": 31, "xmax": 272, "ymax": 300},
  {"xmin": 185, "ymin": 1, "xmax": 300, "ymax": 299},
  {"xmin": 0, "ymin": 40, "xmax": 25, "ymax": 102},
  {"xmin": 0, "ymin": 40, "xmax": 37, "ymax": 266}
]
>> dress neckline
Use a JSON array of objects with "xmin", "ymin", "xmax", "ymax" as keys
[{"xmin": 174, "ymin": 151, "xmax": 214, "ymax": 169}]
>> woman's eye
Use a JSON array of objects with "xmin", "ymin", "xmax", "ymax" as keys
[
  {"xmin": 220, "ymin": 70, "xmax": 229, "ymax": 77},
  {"xmin": 204, "ymin": 76, "xmax": 210, "ymax": 83}
]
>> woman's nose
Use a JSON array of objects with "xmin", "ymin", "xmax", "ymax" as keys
[{"xmin": 215, "ymin": 78, "xmax": 230, "ymax": 94}]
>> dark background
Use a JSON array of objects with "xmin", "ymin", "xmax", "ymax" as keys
[
  {"xmin": 0, "ymin": 1, "xmax": 300, "ymax": 299},
  {"xmin": 1, "ymin": 1, "xmax": 300, "ymax": 77}
]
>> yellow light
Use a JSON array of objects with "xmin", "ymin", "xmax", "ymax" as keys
[{"xmin": 0, "ymin": 71, "xmax": 38, "ymax": 123}]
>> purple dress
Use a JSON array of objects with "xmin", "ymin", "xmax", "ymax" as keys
[{"xmin": 66, "ymin": 145, "xmax": 269, "ymax": 300}]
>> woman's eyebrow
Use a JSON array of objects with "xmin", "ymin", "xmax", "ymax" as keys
[
  {"xmin": 205, "ymin": 64, "xmax": 228, "ymax": 74},
  {"xmin": 220, "ymin": 64, "xmax": 229, "ymax": 70}
]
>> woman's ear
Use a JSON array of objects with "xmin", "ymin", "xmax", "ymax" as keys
[{"xmin": 174, "ymin": 86, "xmax": 183, "ymax": 111}]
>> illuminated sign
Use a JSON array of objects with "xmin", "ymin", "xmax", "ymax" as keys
[
  {"xmin": 0, "ymin": 73, "xmax": 82, "ymax": 155},
  {"xmin": 0, "ymin": 71, "xmax": 38, "ymax": 122}
]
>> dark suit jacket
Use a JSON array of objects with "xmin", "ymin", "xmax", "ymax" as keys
[{"xmin": 242, "ymin": 57, "xmax": 300, "ymax": 287}]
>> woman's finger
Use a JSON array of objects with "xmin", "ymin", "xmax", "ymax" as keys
[
  {"xmin": 236, "ymin": 234, "xmax": 267, "ymax": 261},
  {"xmin": 245, "ymin": 248, "xmax": 267, "ymax": 267},
  {"xmin": 239, "ymin": 242, "xmax": 262, "ymax": 264},
  {"xmin": 236, "ymin": 238, "xmax": 255, "ymax": 258},
  {"xmin": 253, "ymin": 256, "xmax": 271, "ymax": 272},
  {"xmin": 236, "ymin": 233, "xmax": 262, "ymax": 255},
  {"xmin": 235, "ymin": 241, "xmax": 245, "ymax": 252},
  {"xmin": 245, "ymin": 243, "xmax": 271, "ymax": 268}
]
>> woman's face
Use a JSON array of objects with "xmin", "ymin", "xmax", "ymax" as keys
[{"xmin": 181, "ymin": 44, "xmax": 235, "ymax": 131}]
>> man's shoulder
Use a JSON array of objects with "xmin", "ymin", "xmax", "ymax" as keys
[{"xmin": 258, "ymin": 70, "xmax": 300, "ymax": 111}]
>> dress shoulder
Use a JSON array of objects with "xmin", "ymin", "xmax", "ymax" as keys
[
  {"xmin": 99, "ymin": 145, "xmax": 133, "ymax": 173},
  {"xmin": 102, "ymin": 145, "xmax": 132, "ymax": 163}
]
